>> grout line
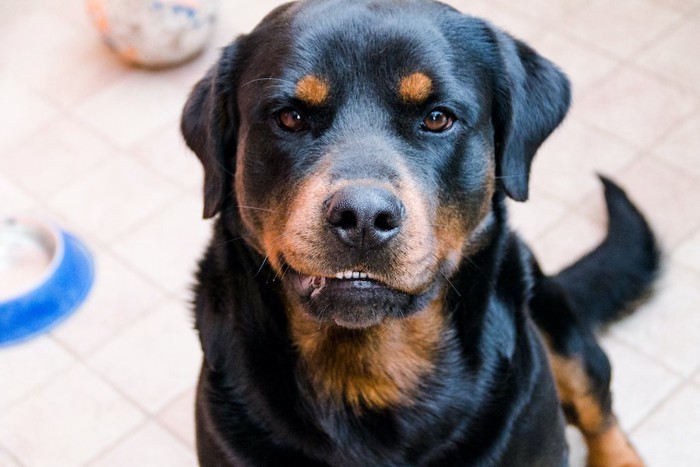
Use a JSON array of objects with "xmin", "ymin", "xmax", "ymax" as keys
[
  {"xmin": 603, "ymin": 334, "xmax": 687, "ymax": 381},
  {"xmin": 0, "ymin": 441, "xmax": 28, "ymax": 467},
  {"xmin": 154, "ymin": 417, "xmax": 198, "ymax": 453},
  {"xmin": 78, "ymin": 418, "xmax": 152, "ymax": 467},
  {"xmin": 629, "ymin": 380, "xmax": 689, "ymax": 434},
  {"xmin": 0, "ymin": 353, "xmax": 76, "ymax": 414}
]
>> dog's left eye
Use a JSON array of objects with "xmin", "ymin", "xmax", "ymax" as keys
[
  {"xmin": 276, "ymin": 108, "xmax": 308, "ymax": 132},
  {"xmin": 422, "ymin": 109, "xmax": 454, "ymax": 132}
]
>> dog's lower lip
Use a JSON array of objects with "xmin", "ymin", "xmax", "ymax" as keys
[{"xmin": 284, "ymin": 265, "xmax": 386, "ymax": 298}]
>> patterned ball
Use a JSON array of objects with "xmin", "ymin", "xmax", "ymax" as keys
[{"xmin": 86, "ymin": 0, "xmax": 219, "ymax": 68}]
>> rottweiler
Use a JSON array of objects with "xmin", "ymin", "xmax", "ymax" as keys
[{"xmin": 181, "ymin": 0, "xmax": 660, "ymax": 465}]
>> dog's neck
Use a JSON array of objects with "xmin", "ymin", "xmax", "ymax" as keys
[{"xmin": 287, "ymin": 295, "xmax": 447, "ymax": 413}]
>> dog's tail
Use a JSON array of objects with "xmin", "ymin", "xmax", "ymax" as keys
[{"xmin": 532, "ymin": 176, "xmax": 660, "ymax": 331}]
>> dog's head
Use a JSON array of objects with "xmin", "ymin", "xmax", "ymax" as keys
[{"xmin": 182, "ymin": 0, "xmax": 569, "ymax": 329}]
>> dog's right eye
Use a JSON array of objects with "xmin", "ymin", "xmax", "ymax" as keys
[{"xmin": 276, "ymin": 108, "xmax": 308, "ymax": 132}]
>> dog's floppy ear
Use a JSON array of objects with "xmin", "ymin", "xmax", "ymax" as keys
[
  {"xmin": 181, "ymin": 42, "xmax": 241, "ymax": 218},
  {"xmin": 490, "ymin": 29, "xmax": 571, "ymax": 201}
]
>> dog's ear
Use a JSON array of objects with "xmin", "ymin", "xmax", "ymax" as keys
[
  {"xmin": 490, "ymin": 29, "xmax": 571, "ymax": 201},
  {"xmin": 181, "ymin": 42, "xmax": 241, "ymax": 218}
]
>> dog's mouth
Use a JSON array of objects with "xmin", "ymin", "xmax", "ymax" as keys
[
  {"xmin": 291, "ymin": 269, "xmax": 384, "ymax": 298},
  {"xmin": 283, "ymin": 264, "xmax": 417, "ymax": 329}
]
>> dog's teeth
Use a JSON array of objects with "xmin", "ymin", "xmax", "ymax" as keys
[{"xmin": 334, "ymin": 270, "xmax": 371, "ymax": 280}]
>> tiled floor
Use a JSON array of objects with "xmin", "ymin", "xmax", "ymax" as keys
[{"xmin": 1, "ymin": 0, "xmax": 699, "ymax": 466}]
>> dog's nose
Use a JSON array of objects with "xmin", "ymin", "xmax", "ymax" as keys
[{"xmin": 326, "ymin": 186, "xmax": 404, "ymax": 250}]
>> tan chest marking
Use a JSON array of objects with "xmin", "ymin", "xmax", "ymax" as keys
[{"xmin": 289, "ymin": 298, "xmax": 445, "ymax": 412}]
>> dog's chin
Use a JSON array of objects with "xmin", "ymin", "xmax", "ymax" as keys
[{"xmin": 284, "ymin": 267, "xmax": 420, "ymax": 329}]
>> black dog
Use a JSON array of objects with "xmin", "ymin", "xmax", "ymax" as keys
[{"xmin": 181, "ymin": 1, "xmax": 659, "ymax": 465}]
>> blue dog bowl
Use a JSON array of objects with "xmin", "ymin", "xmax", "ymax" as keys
[{"xmin": 0, "ymin": 217, "xmax": 94, "ymax": 346}]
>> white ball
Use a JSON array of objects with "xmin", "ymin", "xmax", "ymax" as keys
[{"xmin": 86, "ymin": 0, "xmax": 219, "ymax": 67}]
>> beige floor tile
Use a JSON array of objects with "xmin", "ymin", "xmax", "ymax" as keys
[
  {"xmin": 32, "ymin": 39, "xmax": 129, "ymax": 109},
  {"xmin": 0, "ymin": 74, "xmax": 58, "ymax": 151},
  {"xmin": 1, "ymin": 11, "xmax": 125, "ymax": 109},
  {"xmin": 0, "ymin": 365, "xmax": 144, "ymax": 467},
  {"xmin": 0, "ymin": 174, "xmax": 36, "ymax": 214},
  {"xmin": 0, "ymin": 1, "xmax": 36, "ymax": 28},
  {"xmin": 88, "ymin": 422, "xmax": 196, "ymax": 467},
  {"xmin": 40, "ymin": 0, "xmax": 96, "ymax": 31},
  {"xmin": 632, "ymin": 384, "xmax": 700, "ymax": 466},
  {"xmin": 652, "ymin": 111, "xmax": 700, "ymax": 179},
  {"xmin": 72, "ymin": 71, "xmax": 187, "ymax": 148},
  {"xmin": 635, "ymin": 16, "xmax": 700, "ymax": 94},
  {"xmin": 494, "ymin": 0, "xmax": 587, "ymax": 22},
  {"xmin": 528, "ymin": 31, "xmax": 620, "ymax": 94},
  {"xmin": 609, "ymin": 263, "xmax": 700, "ymax": 377},
  {"xmin": 0, "ymin": 445, "xmax": 21, "ymax": 467},
  {"xmin": 565, "ymin": 426, "xmax": 587, "ymax": 467},
  {"xmin": 152, "ymin": 42, "xmax": 223, "ymax": 95},
  {"xmin": 444, "ymin": 0, "xmax": 544, "ymax": 40},
  {"xmin": 573, "ymin": 67, "xmax": 697, "ymax": 149},
  {"xmin": 673, "ymin": 229, "xmax": 700, "ymax": 275},
  {"xmin": 0, "ymin": 336, "xmax": 74, "ymax": 411},
  {"xmin": 88, "ymin": 299, "xmax": 202, "ymax": 414},
  {"xmin": 582, "ymin": 155, "xmax": 700, "ymax": 248},
  {"xmin": 654, "ymin": 0, "xmax": 700, "ymax": 12},
  {"xmin": 530, "ymin": 119, "xmax": 638, "ymax": 206},
  {"xmin": 0, "ymin": 9, "xmax": 81, "ymax": 71},
  {"xmin": 110, "ymin": 194, "xmax": 211, "ymax": 294},
  {"xmin": 217, "ymin": 0, "xmax": 308, "ymax": 37},
  {"xmin": 599, "ymin": 336, "xmax": 681, "ymax": 431},
  {"xmin": 157, "ymin": 387, "xmax": 197, "ymax": 448},
  {"xmin": 2, "ymin": 117, "xmax": 116, "ymax": 198},
  {"xmin": 51, "ymin": 248, "xmax": 165, "ymax": 356},
  {"xmin": 556, "ymin": 0, "xmax": 681, "ymax": 58},
  {"xmin": 507, "ymin": 188, "xmax": 569, "ymax": 244},
  {"xmin": 47, "ymin": 156, "xmax": 180, "ymax": 243},
  {"xmin": 529, "ymin": 209, "xmax": 605, "ymax": 274},
  {"xmin": 132, "ymin": 120, "xmax": 204, "ymax": 190}
]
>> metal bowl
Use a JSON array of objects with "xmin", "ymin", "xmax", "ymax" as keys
[{"xmin": 0, "ymin": 217, "xmax": 94, "ymax": 346}]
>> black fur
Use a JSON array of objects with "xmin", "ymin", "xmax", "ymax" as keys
[{"xmin": 181, "ymin": 1, "xmax": 660, "ymax": 465}]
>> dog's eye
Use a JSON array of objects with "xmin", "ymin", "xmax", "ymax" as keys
[
  {"xmin": 276, "ymin": 108, "xmax": 308, "ymax": 132},
  {"xmin": 422, "ymin": 109, "xmax": 454, "ymax": 132}
]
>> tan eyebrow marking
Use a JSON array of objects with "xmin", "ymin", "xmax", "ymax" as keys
[
  {"xmin": 295, "ymin": 75, "xmax": 330, "ymax": 106},
  {"xmin": 399, "ymin": 72, "xmax": 433, "ymax": 103}
]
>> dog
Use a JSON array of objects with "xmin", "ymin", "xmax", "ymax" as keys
[{"xmin": 181, "ymin": 1, "xmax": 660, "ymax": 465}]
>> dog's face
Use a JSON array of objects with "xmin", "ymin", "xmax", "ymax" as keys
[{"xmin": 182, "ymin": 0, "xmax": 569, "ymax": 329}]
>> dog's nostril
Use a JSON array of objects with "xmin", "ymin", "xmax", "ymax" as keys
[
  {"xmin": 336, "ymin": 210, "xmax": 358, "ymax": 229},
  {"xmin": 374, "ymin": 212, "xmax": 397, "ymax": 231}
]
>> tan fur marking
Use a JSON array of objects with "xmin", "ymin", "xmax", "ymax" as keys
[
  {"xmin": 549, "ymin": 354, "xmax": 609, "ymax": 434},
  {"xmin": 586, "ymin": 424, "xmax": 645, "ymax": 467},
  {"xmin": 288, "ymin": 297, "xmax": 445, "ymax": 412},
  {"xmin": 548, "ymin": 353, "xmax": 644, "ymax": 467},
  {"xmin": 399, "ymin": 72, "xmax": 433, "ymax": 103},
  {"xmin": 295, "ymin": 75, "xmax": 329, "ymax": 106}
]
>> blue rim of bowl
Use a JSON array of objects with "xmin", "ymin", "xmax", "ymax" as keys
[{"xmin": 0, "ymin": 219, "xmax": 95, "ymax": 347}]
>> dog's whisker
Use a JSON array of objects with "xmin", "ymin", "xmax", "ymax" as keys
[
  {"xmin": 236, "ymin": 205, "xmax": 280, "ymax": 213},
  {"xmin": 439, "ymin": 269, "xmax": 461, "ymax": 298},
  {"xmin": 213, "ymin": 235, "xmax": 247, "ymax": 248},
  {"xmin": 254, "ymin": 253, "xmax": 270, "ymax": 278},
  {"xmin": 241, "ymin": 77, "xmax": 297, "ymax": 88}
]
